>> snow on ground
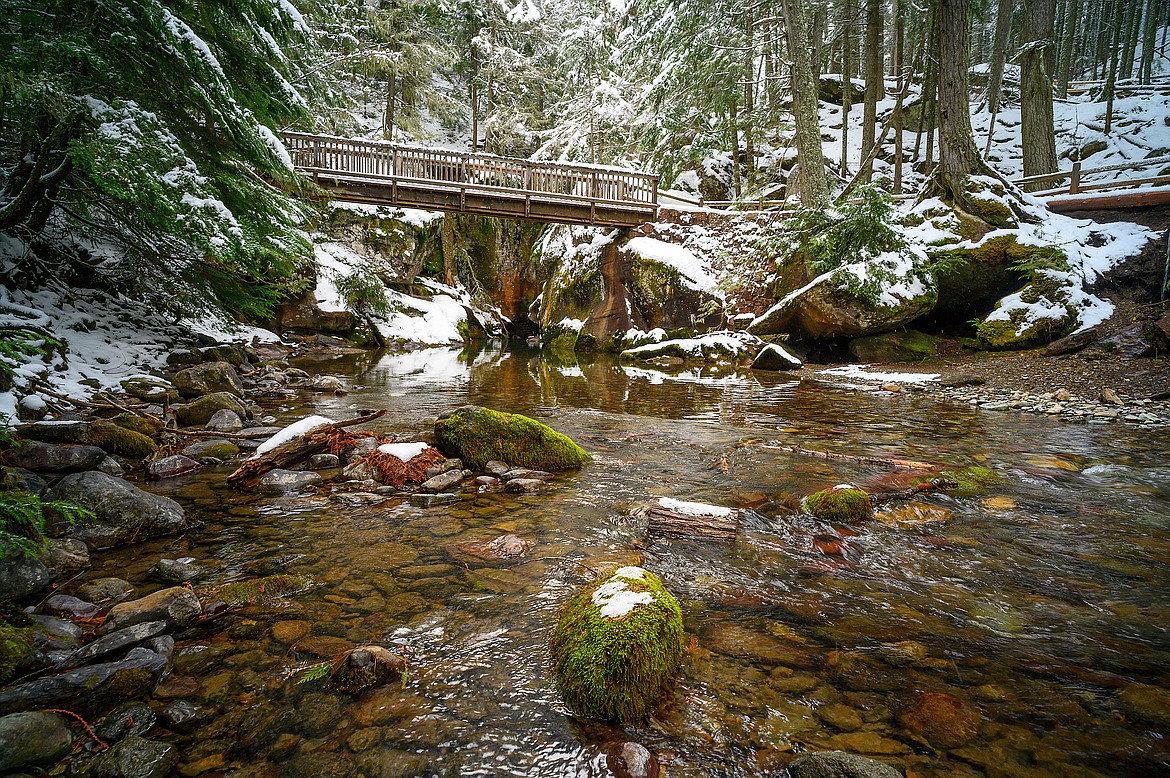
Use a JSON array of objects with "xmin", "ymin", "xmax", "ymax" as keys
[
  {"xmin": 658, "ymin": 497, "xmax": 732, "ymax": 517},
  {"xmin": 819, "ymin": 365, "xmax": 940, "ymax": 384}
]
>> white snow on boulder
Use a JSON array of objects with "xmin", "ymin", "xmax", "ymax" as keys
[{"xmin": 624, "ymin": 236, "xmax": 722, "ymax": 296}]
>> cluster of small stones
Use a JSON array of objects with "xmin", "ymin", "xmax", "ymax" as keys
[{"xmin": 844, "ymin": 380, "xmax": 1170, "ymax": 428}]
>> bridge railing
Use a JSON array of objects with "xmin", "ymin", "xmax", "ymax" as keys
[
  {"xmin": 281, "ymin": 132, "xmax": 658, "ymax": 209},
  {"xmin": 1012, "ymin": 154, "xmax": 1170, "ymax": 196}
]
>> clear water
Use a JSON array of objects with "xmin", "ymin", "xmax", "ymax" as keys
[{"xmin": 92, "ymin": 345, "xmax": 1170, "ymax": 777}]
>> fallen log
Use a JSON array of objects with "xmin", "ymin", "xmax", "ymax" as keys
[
  {"xmin": 226, "ymin": 410, "xmax": 386, "ymax": 488},
  {"xmin": 647, "ymin": 500, "xmax": 739, "ymax": 543},
  {"xmin": 760, "ymin": 444, "xmax": 936, "ymax": 470}
]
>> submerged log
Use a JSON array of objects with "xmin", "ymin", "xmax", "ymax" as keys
[
  {"xmin": 226, "ymin": 410, "xmax": 385, "ymax": 488},
  {"xmin": 647, "ymin": 500, "xmax": 739, "ymax": 543},
  {"xmin": 760, "ymin": 444, "xmax": 936, "ymax": 470}
]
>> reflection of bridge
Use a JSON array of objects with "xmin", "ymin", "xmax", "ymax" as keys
[{"xmin": 281, "ymin": 132, "xmax": 658, "ymax": 227}]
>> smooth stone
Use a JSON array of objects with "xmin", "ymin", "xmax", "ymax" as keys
[
  {"xmin": 43, "ymin": 593, "xmax": 102, "ymax": 620},
  {"xmin": 172, "ymin": 361, "xmax": 243, "ymax": 398},
  {"xmin": 257, "ymin": 469, "xmax": 323, "ymax": 494},
  {"xmin": 822, "ymin": 731, "xmax": 911, "ymax": 755},
  {"xmin": 296, "ymin": 634, "xmax": 352, "ymax": 657},
  {"xmin": 172, "ymin": 644, "xmax": 227, "ymax": 675},
  {"xmin": 40, "ymin": 537, "xmax": 90, "ymax": 576},
  {"xmin": 181, "ymin": 438, "xmax": 240, "ymax": 459},
  {"xmin": 56, "ymin": 620, "xmax": 167, "ymax": 670},
  {"xmin": 174, "ymin": 392, "xmax": 248, "ymax": 427},
  {"xmin": 504, "ymin": 477, "xmax": 550, "ymax": 494},
  {"xmin": 99, "ymin": 586, "xmax": 202, "ymax": 634},
  {"xmin": 752, "ymin": 342, "xmax": 803, "ymax": 371},
  {"xmin": 419, "ymin": 468, "xmax": 465, "ymax": 493},
  {"xmin": 271, "ymin": 620, "xmax": 312, "ymax": 644},
  {"xmin": 0, "ymin": 711, "xmax": 73, "ymax": 773},
  {"xmin": 145, "ymin": 454, "xmax": 202, "ymax": 480},
  {"xmin": 0, "ymin": 550, "xmax": 50, "ymax": 602},
  {"xmin": 7, "ymin": 441, "xmax": 106, "ymax": 473},
  {"xmin": 44, "ymin": 471, "xmax": 186, "ymax": 548},
  {"xmin": 818, "ymin": 703, "xmax": 863, "ymax": 731},
  {"xmin": 0, "ymin": 651, "xmax": 168, "ymax": 716},
  {"xmin": 77, "ymin": 577, "xmax": 134, "ymax": 603},
  {"xmin": 158, "ymin": 699, "xmax": 210, "ymax": 734},
  {"xmin": 485, "ymin": 460, "xmax": 510, "ymax": 477},
  {"xmin": 205, "ymin": 408, "xmax": 244, "ymax": 433},
  {"xmin": 787, "ymin": 750, "xmax": 902, "ymax": 778},
  {"xmin": 97, "ymin": 701, "xmax": 157, "ymax": 742},
  {"xmin": 309, "ymin": 453, "xmax": 341, "ymax": 469},
  {"xmin": 408, "ymin": 493, "xmax": 459, "ymax": 508},
  {"xmin": 90, "ymin": 736, "xmax": 179, "ymax": 778},
  {"xmin": 604, "ymin": 742, "xmax": 659, "ymax": 778},
  {"xmin": 29, "ymin": 615, "xmax": 82, "ymax": 650},
  {"xmin": 151, "ymin": 557, "xmax": 208, "ymax": 584}
]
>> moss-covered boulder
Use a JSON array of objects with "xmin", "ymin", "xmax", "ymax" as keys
[
  {"xmin": 975, "ymin": 270, "xmax": 1081, "ymax": 350},
  {"xmin": 919, "ymin": 466, "xmax": 1003, "ymax": 498},
  {"xmin": 0, "ymin": 622, "xmax": 35, "ymax": 684},
  {"xmin": 83, "ymin": 422, "xmax": 157, "ymax": 459},
  {"xmin": 848, "ymin": 330, "xmax": 940, "ymax": 363},
  {"xmin": 550, "ymin": 567, "xmax": 684, "ymax": 724},
  {"xmin": 172, "ymin": 361, "xmax": 244, "ymax": 399},
  {"xmin": 111, "ymin": 413, "xmax": 164, "ymax": 439},
  {"xmin": 205, "ymin": 574, "xmax": 313, "ymax": 607},
  {"xmin": 802, "ymin": 486, "xmax": 874, "ymax": 522},
  {"xmin": 120, "ymin": 376, "xmax": 178, "ymax": 404},
  {"xmin": 175, "ymin": 392, "xmax": 248, "ymax": 427},
  {"xmin": 434, "ymin": 406, "xmax": 591, "ymax": 472}
]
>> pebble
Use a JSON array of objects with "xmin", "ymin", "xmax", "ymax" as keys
[{"xmin": 936, "ymin": 385, "xmax": 1169, "ymax": 427}]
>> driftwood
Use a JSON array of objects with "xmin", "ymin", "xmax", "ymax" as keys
[
  {"xmin": 760, "ymin": 444, "xmax": 935, "ymax": 470},
  {"xmin": 868, "ymin": 478, "xmax": 957, "ymax": 505},
  {"xmin": 226, "ymin": 410, "xmax": 386, "ymax": 488},
  {"xmin": 647, "ymin": 504, "xmax": 739, "ymax": 543}
]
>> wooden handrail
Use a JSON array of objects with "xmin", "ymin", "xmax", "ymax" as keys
[{"xmin": 280, "ymin": 131, "xmax": 659, "ymax": 210}]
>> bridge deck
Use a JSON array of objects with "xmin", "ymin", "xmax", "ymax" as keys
[{"xmin": 282, "ymin": 132, "xmax": 658, "ymax": 227}]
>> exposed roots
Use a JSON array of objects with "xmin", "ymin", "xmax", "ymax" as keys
[{"xmin": 363, "ymin": 447, "xmax": 446, "ymax": 487}]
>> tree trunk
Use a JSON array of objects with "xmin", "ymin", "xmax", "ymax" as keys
[
  {"xmin": 744, "ymin": 9, "xmax": 756, "ymax": 192},
  {"xmin": 730, "ymin": 95, "xmax": 742, "ymax": 200},
  {"xmin": 1056, "ymin": 0, "xmax": 1082, "ymax": 97},
  {"xmin": 1021, "ymin": 0, "xmax": 1059, "ymax": 190},
  {"xmin": 933, "ymin": 0, "xmax": 998, "ymax": 201},
  {"xmin": 1104, "ymin": 0, "xmax": 1125, "ymax": 133},
  {"xmin": 1122, "ymin": 0, "xmax": 1143, "ymax": 80},
  {"xmin": 860, "ymin": 0, "xmax": 883, "ymax": 182},
  {"xmin": 811, "ymin": 5, "xmax": 826, "ymax": 83},
  {"xmin": 984, "ymin": 0, "xmax": 1016, "ymax": 153},
  {"xmin": 841, "ymin": 0, "xmax": 853, "ymax": 177},
  {"xmin": 385, "ymin": 72, "xmax": 397, "ymax": 141},
  {"xmin": 783, "ymin": 0, "xmax": 831, "ymax": 206},
  {"xmin": 893, "ymin": 0, "xmax": 906, "ymax": 192},
  {"xmin": 1140, "ymin": 0, "xmax": 1159, "ymax": 82}
]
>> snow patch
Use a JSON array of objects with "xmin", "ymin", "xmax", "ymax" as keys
[
  {"xmin": 591, "ymin": 578, "xmax": 654, "ymax": 619},
  {"xmin": 378, "ymin": 442, "xmax": 431, "ymax": 461},
  {"xmin": 253, "ymin": 415, "xmax": 333, "ymax": 457},
  {"xmin": 819, "ymin": 365, "xmax": 940, "ymax": 384},
  {"xmin": 658, "ymin": 497, "xmax": 733, "ymax": 517},
  {"xmin": 625, "ymin": 237, "xmax": 722, "ymax": 297}
]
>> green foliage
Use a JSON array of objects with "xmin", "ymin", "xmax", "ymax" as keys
[
  {"xmin": 920, "ymin": 466, "xmax": 1003, "ymax": 498},
  {"xmin": 0, "ymin": 490, "xmax": 91, "ymax": 558},
  {"xmin": 434, "ymin": 405, "xmax": 592, "ymax": 471},
  {"xmin": 0, "ymin": 329, "xmax": 65, "ymax": 384},
  {"xmin": 111, "ymin": 413, "xmax": 164, "ymax": 439},
  {"xmin": 801, "ymin": 487, "xmax": 874, "ymax": 522},
  {"xmin": 83, "ymin": 422, "xmax": 157, "ymax": 459},
  {"xmin": 334, "ymin": 266, "xmax": 392, "ymax": 318},
  {"xmin": 550, "ymin": 567, "xmax": 684, "ymax": 724},
  {"xmin": 291, "ymin": 660, "xmax": 333, "ymax": 686}
]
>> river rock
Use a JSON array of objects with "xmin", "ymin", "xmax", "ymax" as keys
[
  {"xmin": 1084, "ymin": 323, "xmax": 1159, "ymax": 360},
  {"xmin": 551, "ymin": 567, "xmax": 683, "ymax": 723},
  {"xmin": 121, "ymin": 376, "xmax": 178, "ymax": 403},
  {"xmin": 0, "ymin": 711, "xmax": 73, "ymax": 773},
  {"xmin": 182, "ymin": 438, "xmax": 240, "ymax": 459},
  {"xmin": 848, "ymin": 330, "xmax": 939, "ymax": 363},
  {"xmin": 505, "ymin": 477, "xmax": 550, "ymax": 494},
  {"xmin": 0, "ymin": 466, "xmax": 47, "ymax": 496},
  {"xmin": 898, "ymin": 690, "xmax": 981, "ymax": 748},
  {"xmin": 419, "ymin": 468, "xmax": 466, "ymax": 493},
  {"xmin": 450, "ymin": 533, "xmax": 531, "ymax": 563},
  {"xmin": 309, "ymin": 453, "xmax": 341, "ymax": 469},
  {"xmin": 97, "ymin": 701, "xmax": 157, "ymax": 742},
  {"xmin": 206, "ymin": 408, "xmax": 244, "ymax": 432},
  {"xmin": 152, "ymin": 557, "xmax": 208, "ymax": 584},
  {"xmin": 1041, "ymin": 325, "xmax": 1104, "ymax": 356},
  {"xmin": 77, "ymin": 577, "xmax": 134, "ymax": 603},
  {"xmin": 91, "ymin": 736, "xmax": 178, "ymax": 778},
  {"xmin": 485, "ymin": 460, "xmax": 510, "ymax": 476},
  {"xmin": 57, "ymin": 620, "xmax": 167, "ymax": 670},
  {"xmin": 257, "ymin": 469, "xmax": 323, "ymax": 494},
  {"xmin": 97, "ymin": 456, "xmax": 125, "ymax": 477},
  {"xmin": 158, "ymin": 699, "xmax": 210, "ymax": 734},
  {"xmin": 271, "ymin": 620, "xmax": 312, "ymax": 644},
  {"xmin": 0, "ymin": 550, "xmax": 50, "ymax": 602},
  {"xmin": 435, "ymin": 405, "xmax": 591, "ymax": 471},
  {"xmin": 146, "ymin": 454, "xmax": 202, "ymax": 480},
  {"xmin": 45, "ymin": 471, "xmax": 186, "ymax": 548},
  {"xmin": 408, "ymin": 493, "xmax": 459, "ymax": 507},
  {"xmin": 41, "ymin": 537, "xmax": 90, "ymax": 576},
  {"xmin": 174, "ymin": 392, "xmax": 248, "ymax": 427},
  {"xmin": 604, "ymin": 742, "xmax": 659, "ymax": 778},
  {"xmin": 99, "ymin": 586, "xmax": 202, "ymax": 634},
  {"xmin": 172, "ymin": 644, "xmax": 227, "ymax": 675},
  {"xmin": 0, "ymin": 650, "xmax": 168, "ymax": 716},
  {"xmin": 1118, "ymin": 683, "xmax": 1170, "ymax": 728},
  {"xmin": 172, "ymin": 361, "xmax": 243, "ymax": 398},
  {"xmin": 752, "ymin": 342, "xmax": 803, "ymax": 371},
  {"xmin": 787, "ymin": 750, "xmax": 902, "ymax": 778},
  {"xmin": 331, "ymin": 645, "xmax": 406, "ymax": 693},
  {"xmin": 7, "ymin": 441, "xmax": 106, "ymax": 472},
  {"xmin": 16, "ymin": 420, "xmax": 90, "ymax": 444},
  {"xmin": 703, "ymin": 623, "xmax": 817, "ymax": 668},
  {"xmin": 44, "ymin": 593, "xmax": 102, "ymax": 620},
  {"xmin": 29, "ymin": 614, "xmax": 82, "ymax": 650}
]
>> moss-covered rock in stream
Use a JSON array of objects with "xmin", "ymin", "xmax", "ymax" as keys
[
  {"xmin": 434, "ymin": 405, "xmax": 591, "ymax": 472},
  {"xmin": 918, "ymin": 466, "xmax": 1003, "ymax": 498},
  {"xmin": 83, "ymin": 422, "xmax": 157, "ymax": 459},
  {"xmin": 550, "ymin": 566, "xmax": 684, "ymax": 724},
  {"xmin": 111, "ymin": 413, "xmax": 164, "ymax": 439},
  {"xmin": 801, "ymin": 486, "xmax": 874, "ymax": 522},
  {"xmin": 205, "ymin": 574, "xmax": 313, "ymax": 607},
  {"xmin": 0, "ymin": 621, "xmax": 35, "ymax": 684},
  {"xmin": 975, "ymin": 270, "xmax": 1080, "ymax": 350},
  {"xmin": 848, "ymin": 330, "xmax": 940, "ymax": 363}
]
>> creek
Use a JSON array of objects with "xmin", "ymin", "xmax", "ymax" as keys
[{"xmin": 91, "ymin": 344, "xmax": 1170, "ymax": 777}]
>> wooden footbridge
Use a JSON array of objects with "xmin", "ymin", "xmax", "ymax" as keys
[{"xmin": 281, "ymin": 132, "xmax": 658, "ymax": 227}]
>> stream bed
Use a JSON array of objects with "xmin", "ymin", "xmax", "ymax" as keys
[{"xmin": 90, "ymin": 345, "xmax": 1170, "ymax": 777}]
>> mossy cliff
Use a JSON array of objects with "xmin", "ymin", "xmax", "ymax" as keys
[
  {"xmin": 550, "ymin": 566, "xmax": 684, "ymax": 724},
  {"xmin": 434, "ymin": 405, "xmax": 591, "ymax": 472},
  {"xmin": 802, "ymin": 486, "xmax": 874, "ymax": 522}
]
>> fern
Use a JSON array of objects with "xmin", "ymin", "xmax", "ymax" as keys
[
  {"xmin": 291, "ymin": 660, "xmax": 333, "ymax": 686},
  {"xmin": 0, "ymin": 491, "xmax": 91, "ymax": 558}
]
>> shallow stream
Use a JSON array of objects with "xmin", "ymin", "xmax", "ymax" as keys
[{"xmin": 92, "ymin": 345, "xmax": 1170, "ymax": 777}]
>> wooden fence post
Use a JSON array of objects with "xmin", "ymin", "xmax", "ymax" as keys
[{"xmin": 1070, "ymin": 161, "xmax": 1082, "ymax": 195}]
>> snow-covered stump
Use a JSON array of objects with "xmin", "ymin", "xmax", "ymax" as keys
[
  {"xmin": 550, "ymin": 566, "xmax": 684, "ymax": 724},
  {"xmin": 647, "ymin": 497, "xmax": 739, "ymax": 542}
]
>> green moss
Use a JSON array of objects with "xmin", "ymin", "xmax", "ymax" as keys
[
  {"xmin": 111, "ymin": 413, "xmax": 163, "ymax": 438},
  {"xmin": 0, "ymin": 621, "xmax": 35, "ymax": 684},
  {"xmin": 922, "ymin": 466, "xmax": 1003, "ymax": 498},
  {"xmin": 550, "ymin": 567, "xmax": 684, "ymax": 724},
  {"xmin": 195, "ymin": 442, "xmax": 240, "ymax": 459},
  {"xmin": 801, "ymin": 486, "xmax": 874, "ymax": 522},
  {"xmin": 83, "ymin": 422, "xmax": 158, "ymax": 459},
  {"xmin": 435, "ymin": 406, "xmax": 592, "ymax": 472},
  {"xmin": 206, "ymin": 574, "xmax": 313, "ymax": 607}
]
